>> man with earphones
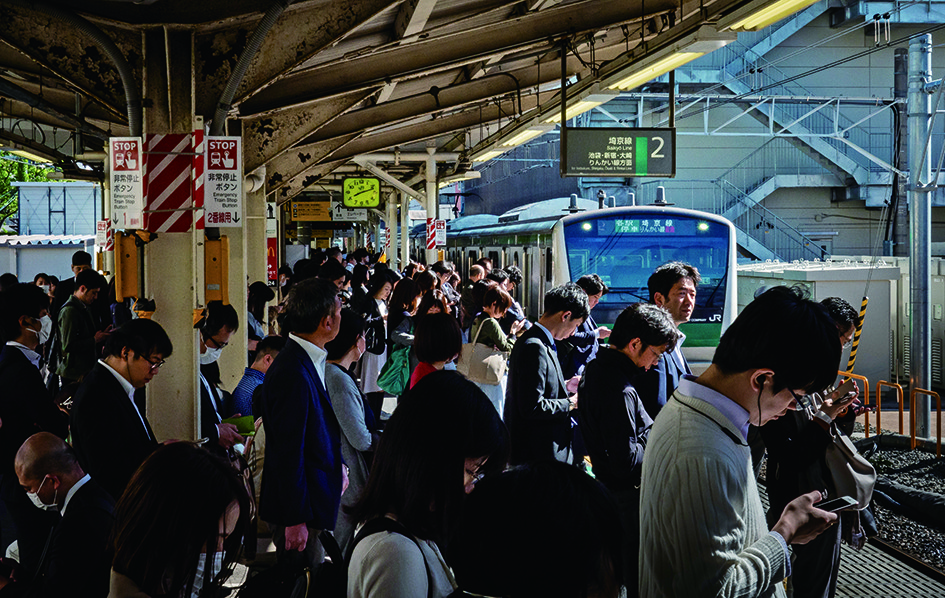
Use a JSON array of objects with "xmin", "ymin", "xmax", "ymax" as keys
[{"xmin": 639, "ymin": 287, "xmax": 841, "ymax": 598}]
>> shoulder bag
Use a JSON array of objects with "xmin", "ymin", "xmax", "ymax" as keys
[
  {"xmin": 377, "ymin": 344, "xmax": 410, "ymax": 396},
  {"xmin": 824, "ymin": 421, "xmax": 876, "ymax": 510},
  {"xmin": 457, "ymin": 318, "xmax": 508, "ymax": 385}
]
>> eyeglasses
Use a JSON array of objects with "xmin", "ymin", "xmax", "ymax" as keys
[
  {"xmin": 204, "ymin": 334, "xmax": 229, "ymax": 350},
  {"xmin": 144, "ymin": 356, "xmax": 166, "ymax": 371}
]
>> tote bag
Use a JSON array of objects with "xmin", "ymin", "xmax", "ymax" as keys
[
  {"xmin": 824, "ymin": 422, "xmax": 876, "ymax": 510},
  {"xmin": 457, "ymin": 318, "xmax": 508, "ymax": 385},
  {"xmin": 377, "ymin": 344, "xmax": 410, "ymax": 395}
]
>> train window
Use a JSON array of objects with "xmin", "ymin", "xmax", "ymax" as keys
[
  {"xmin": 488, "ymin": 251, "xmax": 500, "ymax": 267},
  {"xmin": 545, "ymin": 248, "xmax": 553, "ymax": 281}
]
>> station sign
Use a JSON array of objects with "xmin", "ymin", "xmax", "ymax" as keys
[
  {"xmin": 291, "ymin": 201, "xmax": 331, "ymax": 221},
  {"xmin": 109, "ymin": 137, "xmax": 144, "ymax": 228},
  {"xmin": 331, "ymin": 202, "xmax": 367, "ymax": 222},
  {"xmin": 562, "ymin": 127, "xmax": 675, "ymax": 178},
  {"xmin": 435, "ymin": 218, "xmax": 446, "ymax": 246},
  {"xmin": 266, "ymin": 202, "xmax": 278, "ymax": 285},
  {"xmin": 205, "ymin": 137, "xmax": 243, "ymax": 227},
  {"xmin": 95, "ymin": 219, "xmax": 113, "ymax": 250}
]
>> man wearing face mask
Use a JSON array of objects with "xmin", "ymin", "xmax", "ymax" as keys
[
  {"xmin": 0, "ymin": 284, "xmax": 68, "ymax": 576},
  {"xmin": 70, "ymin": 319, "xmax": 173, "ymax": 501},
  {"xmin": 7, "ymin": 432, "xmax": 114, "ymax": 596},
  {"xmin": 197, "ymin": 301, "xmax": 243, "ymax": 456}
]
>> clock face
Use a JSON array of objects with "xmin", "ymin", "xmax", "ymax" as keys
[{"xmin": 343, "ymin": 178, "xmax": 381, "ymax": 208}]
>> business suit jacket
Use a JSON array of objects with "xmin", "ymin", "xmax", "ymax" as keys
[
  {"xmin": 637, "ymin": 345, "xmax": 690, "ymax": 420},
  {"xmin": 36, "ymin": 478, "xmax": 115, "ymax": 596},
  {"xmin": 199, "ymin": 373, "xmax": 226, "ymax": 457},
  {"xmin": 259, "ymin": 338, "xmax": 343, "ymax": 530},
  {"xmin": 70, "ymin": 363, "xmax": 158, "ymax": 501},
  {"xmin": 562, "ymin": 314, "xmax": 599, "ymax": 379},
  {"xmin": 504, "ymin": 325, "xmax": 573, "ymax": 465}
]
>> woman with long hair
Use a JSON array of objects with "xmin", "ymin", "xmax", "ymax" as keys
[
  {"xmin": 468, "ymin": 286, "xmax": 523, "ymax": 417},
  {"xmin": 109, "ymin": 443, "xmax": 249, "ymax": 597},
  {"xmin": 387, "ymin": 278, "xmax": 422, "ymax": 385},
  {"xmin": 347, "ymin": 371, "xmax": 509, "ymax": 598},
  {"xmin": 360, "ymin": 276, "xmax": 394, "ymax": 422}
]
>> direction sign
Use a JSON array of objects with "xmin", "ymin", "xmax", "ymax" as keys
[
  {"xmin": 291, "ymin": 201, "xmax": 331, "ymax": 221},
  {"xmin": 109, "ymin": 137, "xmax": 144, "ymax": 228},
  {"xmin": 331, "ymin": 202, "xmax": 367, "ymax": 222},
  {"xmin": 205, "ymin": 137, "xmax": 243, "ymax": 227},
  {"xmin": 563, "ymin": 128, "xmax": 675, "ymax": 177}
]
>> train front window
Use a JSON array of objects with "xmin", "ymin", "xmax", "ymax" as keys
[{"xmin": 564, "ymin": 215, "xmax": 730, "ymax": 326}]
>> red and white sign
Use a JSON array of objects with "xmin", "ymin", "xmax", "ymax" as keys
[
  {"xmin": 426, "ymin": 218, "xmax": 436, "ymax": 250},
  {"xmin": 95, "ymin": 219, "xmax": 113, "ymax": 251},
  {"xmin": 109, "ymin": 137, "xmax": 144, "ymax": 229},
  {"xmin": 145, "ymin": 133, "xmax": 193, "ymax": 233},
  {"xmin": 385, "ymin": 227, "xmax": 391, "ymax": 255},
  {"xmin": 267, "ymin": 238, "xmax": 279, "ymax": 284},
  {"xmin": 205, "ymin": 137, "xmax": 243, "ymax": 227},
  {"xmin": 435, "ymin": 219, "xmax": 446, "ymax": 247}
]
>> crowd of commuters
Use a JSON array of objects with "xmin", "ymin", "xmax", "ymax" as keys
[{"xmin": 0, "ymin": 246, "xmax": 870, "ymax": 598}]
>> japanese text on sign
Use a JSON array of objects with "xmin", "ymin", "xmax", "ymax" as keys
[
  {"xmin": 562, "ymin": 128, "xmax": 674, "ymax": 178},
  {"xmin": 110, "ymin": 137, "xmax": 144, "ymax": 228},
  {"xmin": 205, "ymin": 137, "xmax": 243, "ymax": 227}
]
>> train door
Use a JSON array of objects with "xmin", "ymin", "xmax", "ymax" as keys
[
  {"xmin": 524, "ymin": 246, "xmax": 543, "ymax": 321},
  {"xmin": 508, "ymin": 246, "xmax": 524, "ymax": 303}
]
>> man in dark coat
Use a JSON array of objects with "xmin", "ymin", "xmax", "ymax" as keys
[
  {"xmin": 0, "ymin": 284, "xmax": 68, "ymax": 576},
  {"xmin": 577, "ymin": 302, "xmax": 679, "ymax": 596},
  {"xmin": 12, "ymin": 432, "xmax": 114, "ymax": 597},
  {"xmin": 69, "ymin": 319, "xmax": 172, "ymax": 501},
  {"xmin": 504, "ymin": 283, "xmax": 588, "ymax": 465},
  {"xmin": 259, "ymin": 278, "xmax": 343, "ymax": 569}
]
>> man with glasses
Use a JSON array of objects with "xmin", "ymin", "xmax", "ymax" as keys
[
  {"xmin": 577, "ymin": 302, "xmax": 679, "ymax": 597},
  {"xmin": 70, "ymin": 319, "xmax": 173, "ymax": 500},
  {"xmin": 639, "ymin": 287, "xmax": 840, "ymax": 598},
  {"xmin": 197, "ymin": 301, "xmax": 243, "ymax": 456}
]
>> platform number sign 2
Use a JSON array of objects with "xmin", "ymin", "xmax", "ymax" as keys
[{"xmin": 562, "ymin": 127, "xmax": 675, "ymax": 178}]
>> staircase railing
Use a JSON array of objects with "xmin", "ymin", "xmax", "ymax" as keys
[{"xmin": 638, "ymin": 178, "xmax": 826, "ymax": 261}]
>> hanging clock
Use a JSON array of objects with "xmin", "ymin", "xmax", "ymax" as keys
[{"xmin": 342, "ymin": 177, "xmax": 381, "ymax": 208}]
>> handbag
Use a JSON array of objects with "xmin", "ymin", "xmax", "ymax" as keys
[
  {"xmin": 824, "ymin": 421, "xmax": 876, "ymax": 510},
  {"xmin": 363, "ymin": 318, "xmax": 386, "ymax": 355},
  {"xmin": 457, "ymin": 318, "xmax": 508, "ymax": 385},
  {"xmin": 377, "ymin": 344, "xmax": 410, "ymax": 395},
  {"xmin": 237, "ymin": 531, "xmax": 344, "ymax": 598}
]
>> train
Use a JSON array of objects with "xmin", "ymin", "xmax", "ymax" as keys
[{"xmin": 411, "ymin": 196, "xmax": 738, "ymax": 365}]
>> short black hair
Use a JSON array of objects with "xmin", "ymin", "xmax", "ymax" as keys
[
  {"xmin": 415, "ymin": 313, "xmax": 462, "ymax": 363},
  {"xmin": 255, "ymin": 335, "xmax": 286, "ymax": 359},
  {"xmin": 282, "ymin": 278, "xmax": 339, "ymax": 335},
  {"xmin": 71, "ymin": 251, "xmax": 92, "ymax": 267},
  {"xmin": 104, "ymin": 318, "xmax": 174, "ymax": 359},
  {"xmin": 325, "ymin": 246, "xmax": 342, "ymax": 259},
  {"xmin": 414, "ymin": 270, "xmax": 439, "ymax": 295},
  {"xmin": 452, "ymin": 461, "xmax": 623, "ymax": 598},
  {"xmin": 575, "ymin": 273, "xmax": 609, "ymax": 297},
  {"xmin": 429, "ymin": 260, "xmax": 453, "ymax": 276},
  {"xmin": 0, "ymin": 273, "xmax": 18, "ymax": 291},
  {"xmin": 352, "ymin": 264, "xmax": 370, "ymax": 288},
  {"xmin": 647, "ymin": 262, "xmax": 701, "ymax": 303},
  {"xmin": 608, "ymin": 303, "xmax": 679, "ymax": 352},
  {"xmin": 542, "ymin": 283, "xmax": 589, "ymax": 322},
  {"xmin": 325, "ymin": 308, "xmax": 365, "ymax": 361},
  {"xmin": 202, "ymin": 300, "xmax": 239, "ymax": 336},
  {"xmin": 0, "ymin": 283, "xmax": 49, "ymax": 342},
  {"xmin": 505, "ymin": 265, "xmax": 523, "ymax": 286},
  {"xmin": 317, "ymin": 258, "xmax": 348, "ymax": 283},
  {"xmin": 713, "ymin": 285, "xmax": 840, "ymax": 394},
  {"xmin": 471, "ymin": 280, "xmax": 498, "ymax": 312},
  {"xmin": 33, "ymin": 273, "xmax": 49, "ymax": 284},
  {"xmin": 367, "ymin": 274, "xmax": 392, "ymax": 298},
  {"xmin": 485, "ymin": 269, "xmax": 509, "ymax": 285},
  {"xmin": 821, "ymin": 297, "xmax": 858, "ymax": 333},
  {"xmin": 75, "ymin": 269, "xmax": 105, "ymax": 292}
]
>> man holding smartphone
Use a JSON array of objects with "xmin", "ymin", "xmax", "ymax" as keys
[{"xmin": 760, "ymin": 296, "xmax": 860, "ymax": 598}]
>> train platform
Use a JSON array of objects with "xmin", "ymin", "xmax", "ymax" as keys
[{"xmin": 837, "ymin": 538, "xmax": 945, "ymax": 597}]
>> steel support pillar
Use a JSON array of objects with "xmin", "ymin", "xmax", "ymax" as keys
[
  {"xmin": 425, "ymin": 148, "xmax": 437, "ymax": 265},
  {"xmin": 400, "ymin": 191, "xmax": 409, "ymax": 268},
  {"xmin": 386, "ymin": 192, "xmax": 396, "ymax": 267},
  {"xmin": 908, "ymin": 35, "xmax": 932, "ymax": 438}
]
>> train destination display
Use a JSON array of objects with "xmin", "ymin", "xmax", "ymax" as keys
[{"xmin": 563, "ymin": 127, "xmax": 675, "ymax": 177}]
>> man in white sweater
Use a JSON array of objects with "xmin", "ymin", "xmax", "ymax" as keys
[{"xmin": 639, "ymin": 286, "xmax": 841, "ymax": 598}]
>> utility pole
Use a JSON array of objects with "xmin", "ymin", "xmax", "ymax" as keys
[
  {"xmin": 908, "ymin": 35, "xmax": 932, "ymax": 438},
  {"xmin": 893, "ymin": 48, "xmax": 909, "ymax": 256}
]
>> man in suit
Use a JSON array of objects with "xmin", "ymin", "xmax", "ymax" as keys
[
  {"xmin": 70, "ymin": 319, "xmax": 172, "ymax": 501},
  {"xmin": 55, "ymin": 268, "xmax": 109, "ymax": 385},
  {"xmin": 0, "ymin": 284, "xmax": 68, "ymax": 576},
  {"xmin": 11, "ymin": 432, "xmax": 114, "ymax": 596},
  {"xmin": 504, "ymin": 283, "xmax": 588, "ymax": 465},
  {"xmin": 637, "ymin": 261, "xmax": 700, "ymax": 420},
  {"xmin": 563, "ymin": 274, "xmax": 613, "ymax": 378},
  {"xmin": 196, "ymin": 301, "xmax": 243, "ymax": 456},
  {"xmin": 260, "ymin": 278, "xmax": 343, "ymax": 569}
]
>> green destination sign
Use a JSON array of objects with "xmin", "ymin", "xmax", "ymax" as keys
[{"xmin": 562, "ymin": 127, "xmax": 675, "ymax": 177}]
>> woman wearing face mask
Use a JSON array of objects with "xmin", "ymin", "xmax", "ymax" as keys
[
  {"xmin": 0, "ymin": 283, "xmax": 68, "ymax": 577},
  {"xmin": 325, "ymin": 308, "xmax": 379, "ymax": 555},
  {"xmin": 109, "ymin": 443, "xmax": 249, "ymax": 598},
  {"xmin": 347, "ymin": 371, "xmax": 508, "ymax": 598}
]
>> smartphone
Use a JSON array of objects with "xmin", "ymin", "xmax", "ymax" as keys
[
  {"xmin": 814, "ymin": 496, "xmax": 857, "ymax": 512},
  {"xmin": 833, "ymin": 378, "xmax": 856, "ymax": 398}
]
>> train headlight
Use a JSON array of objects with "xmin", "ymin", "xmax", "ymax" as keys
[
  {"xmin": 582, "ymin": 222, "xmax": 593, "ymax": 232},
  {"xmin": 697, "ymin": 221, "xmax": 710, "ymax": 232}
]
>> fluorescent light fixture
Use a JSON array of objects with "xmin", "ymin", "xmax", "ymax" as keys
[
  {"xmin": 500, "ymin": 124, "xmax": 555, "ymax": 148},
  {"xmin": 725, "ymin": 0, "xmax": 821, "ymax": 31},
  {"xmin": 439, "ymin": 170, "xmax": 481, "ymax": 188},
  {"xmin": 5, "ymin": 148, "xmax": 54, "ymax": 163},
  {"xmin": 471, "ymin": 148, "xmax": 505, "ymax": 163},
  {"xmin": 604, "ymin": 25, "xmax": 736, "ymax": 91},
  {"xmin": 544, "ymin": 91, "xmax": 619, "ymax": 123}
]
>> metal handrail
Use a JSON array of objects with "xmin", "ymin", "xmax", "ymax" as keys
[
  {"xmin": 910, "ymin": 388, "xmax": 942, "ymax": 457},
  {"xmin": 874, "ymin": 380, "xmax": 904, "ymax": 437}
]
